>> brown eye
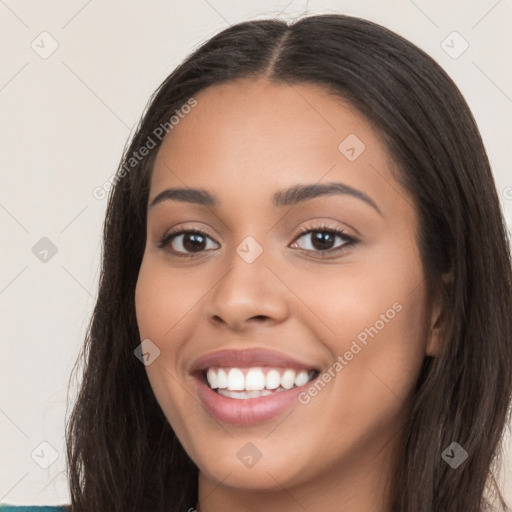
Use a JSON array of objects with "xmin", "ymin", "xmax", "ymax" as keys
[
  {"xmin": 292, "ymin": 226, "xmax": 357, "ymax": 253},
  {"xmin": 158, "ymin": 229, "xmax": 219, "ymax": 256}
]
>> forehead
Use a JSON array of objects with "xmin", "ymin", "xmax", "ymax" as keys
[{"xmin": 150, "ymin": 78, "xmax": 398, "ymax": 209}]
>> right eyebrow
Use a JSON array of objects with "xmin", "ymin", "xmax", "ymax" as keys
[{"xmin": 149, "ymin": 188, "xmax": 218, "ymax": 208}]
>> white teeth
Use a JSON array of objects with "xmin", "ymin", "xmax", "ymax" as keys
[
  {"xmin": 217, "ymin": 368, "xmax": 228, "ymax": 389},
  {"xmin": 294, "ymin": 370, "xmax": 309, "ymax": 387},
  {"xmin": 204, "ymin": 367, "xmax": 316, "ymax": 393},
  {"xmin": 217, "ymin": 389, "xmax": 273, "ymax": 399},
  {"xmin": 245, "ymin": 368, "xmax": 266, "ymax": 391},
  {"xmin": 206, "ymin": 368, "xmax": 217, "ymax": 389},
  {"xmin": 227, "ymin": 368, "xmax": 245, "ymax": 390},
  {"xmin": 281, "ymin": 369, "xmax": 296, "ymax": 389},
  {"xmin": 265, "ymin": 369, "xmax": 281, "ymax": 389}
]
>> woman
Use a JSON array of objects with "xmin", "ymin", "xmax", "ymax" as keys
[{"xmin": 4, "ymin": 12, "xmax": 510, "ymax": 512}]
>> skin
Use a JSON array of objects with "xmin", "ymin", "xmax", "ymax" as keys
[{"xmin": 134, "ymin": 78, "xmax": 447, "ymax": 512}]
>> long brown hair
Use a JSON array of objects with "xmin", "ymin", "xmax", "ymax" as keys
[{"xmin": 65, "ymin": 14, "xmax": 512, "ymax": 511}]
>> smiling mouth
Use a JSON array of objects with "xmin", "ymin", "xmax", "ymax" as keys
[{"xmin": 201, "ymin": 366, "xmax": 320, "ymax": 399}]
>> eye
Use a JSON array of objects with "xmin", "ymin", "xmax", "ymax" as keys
[
  {"xmin": 157, "ymin": 223, "xmax": 358, "ymax": 258},
  {"xmin": 290, "ymin": 224, "xmax": 357, "ymax": 255},
  {"xmin": 158, "ymin": 228, "xmax": 219, "ymax": 257}
]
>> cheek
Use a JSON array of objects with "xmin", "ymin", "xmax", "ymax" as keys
[
  {"xmin": 287, "ymin": 241, "xmax": 427, "ymax": 353},
  {"xmin": 135, "ymin": 256, "xmax": 198, "ymax": 342},
  {"xmin": 134, "ymin": 256, "xmax": 207, "ymax": 442},
  {"xmin": 283, "ymin": 262, "xmax": 428, "ymax": 472},
  {"xmin": 288, "ymin": 239, "xmax": 428, "ymax": 414}
]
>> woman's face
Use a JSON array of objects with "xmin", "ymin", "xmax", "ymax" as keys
[{"xmin": 135, "ymin": 79, "xmax": 443, "ymax": 500}]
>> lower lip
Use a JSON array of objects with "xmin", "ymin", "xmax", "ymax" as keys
[{"xmin": 194, "ymin": 374, "xmax": 313, "ymax": 425}]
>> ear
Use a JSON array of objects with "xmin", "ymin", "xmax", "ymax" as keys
[{"xmin": 425, "ymin": 271, "xmax": 453, "ymax": 357}]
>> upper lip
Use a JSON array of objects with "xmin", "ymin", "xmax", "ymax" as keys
[{"xmin": 189, "ymin": 348, "xmax": 320, "ymax": 374}]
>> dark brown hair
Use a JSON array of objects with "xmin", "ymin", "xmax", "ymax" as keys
[{"xmin": 65, "ymin": 13, "xmax": 512, "ymax": 512}]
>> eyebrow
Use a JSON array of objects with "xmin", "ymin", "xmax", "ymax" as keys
[{"xmin": 149, "ymin": 182, "xmax": 382, "ymax": 215}]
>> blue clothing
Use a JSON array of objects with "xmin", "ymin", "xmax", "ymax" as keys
[{"xmin": 0, "ymin": 506, "xmax": 67, "ymax": 511}]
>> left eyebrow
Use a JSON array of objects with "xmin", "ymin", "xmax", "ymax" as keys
[
  {"xmin": 148, "ymin": 181, "xmax": 382, "ymax": 216},
  {"xmin": 272, "ymin": 182, "xmax": 382, "ymax": 216}
]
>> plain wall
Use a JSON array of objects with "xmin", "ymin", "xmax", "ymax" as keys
[{"xmin": 1, "ymin": 0, "xmax": 511, "ymax": 506}]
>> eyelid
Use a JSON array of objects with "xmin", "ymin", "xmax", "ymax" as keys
[{"xmin": 293, "ymin": 221, "xmax": 355, "ymax": 240}]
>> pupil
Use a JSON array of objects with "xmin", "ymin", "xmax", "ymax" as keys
[
  {"xmin": 183, "ymin": 233, "xmax": 206, "ymax": 252},
  {"xmin": 312, "ymin": 232, "xmax": 334, "ymax": 251}
]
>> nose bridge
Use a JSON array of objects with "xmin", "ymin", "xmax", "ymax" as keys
[{"xmin": 205, "ymin": 233, "xmax": 289, "ymax": 329}]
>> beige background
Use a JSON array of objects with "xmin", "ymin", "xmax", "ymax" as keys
[{"xmin": 0, "ymin": 0, "xmax": 511, "ymax": 507}]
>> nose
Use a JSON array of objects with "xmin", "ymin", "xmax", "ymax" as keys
[{"xmin": 204, "ymin": 245, "xmax": 290, "ymax": 333}]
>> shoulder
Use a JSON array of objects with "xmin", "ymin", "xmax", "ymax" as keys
[{"xmin": 0, "ymin": 506, "xmax": 69, "ymax": 511}]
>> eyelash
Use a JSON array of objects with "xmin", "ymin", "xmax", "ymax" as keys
[{"xmin": 157, "ymin": 223, "xmax": 358, "ymax": 259}]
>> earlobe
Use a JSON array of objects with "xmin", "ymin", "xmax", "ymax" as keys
[{"xmin": 425, "ymin": 271, "xmax": 453, "ymax": 357}]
